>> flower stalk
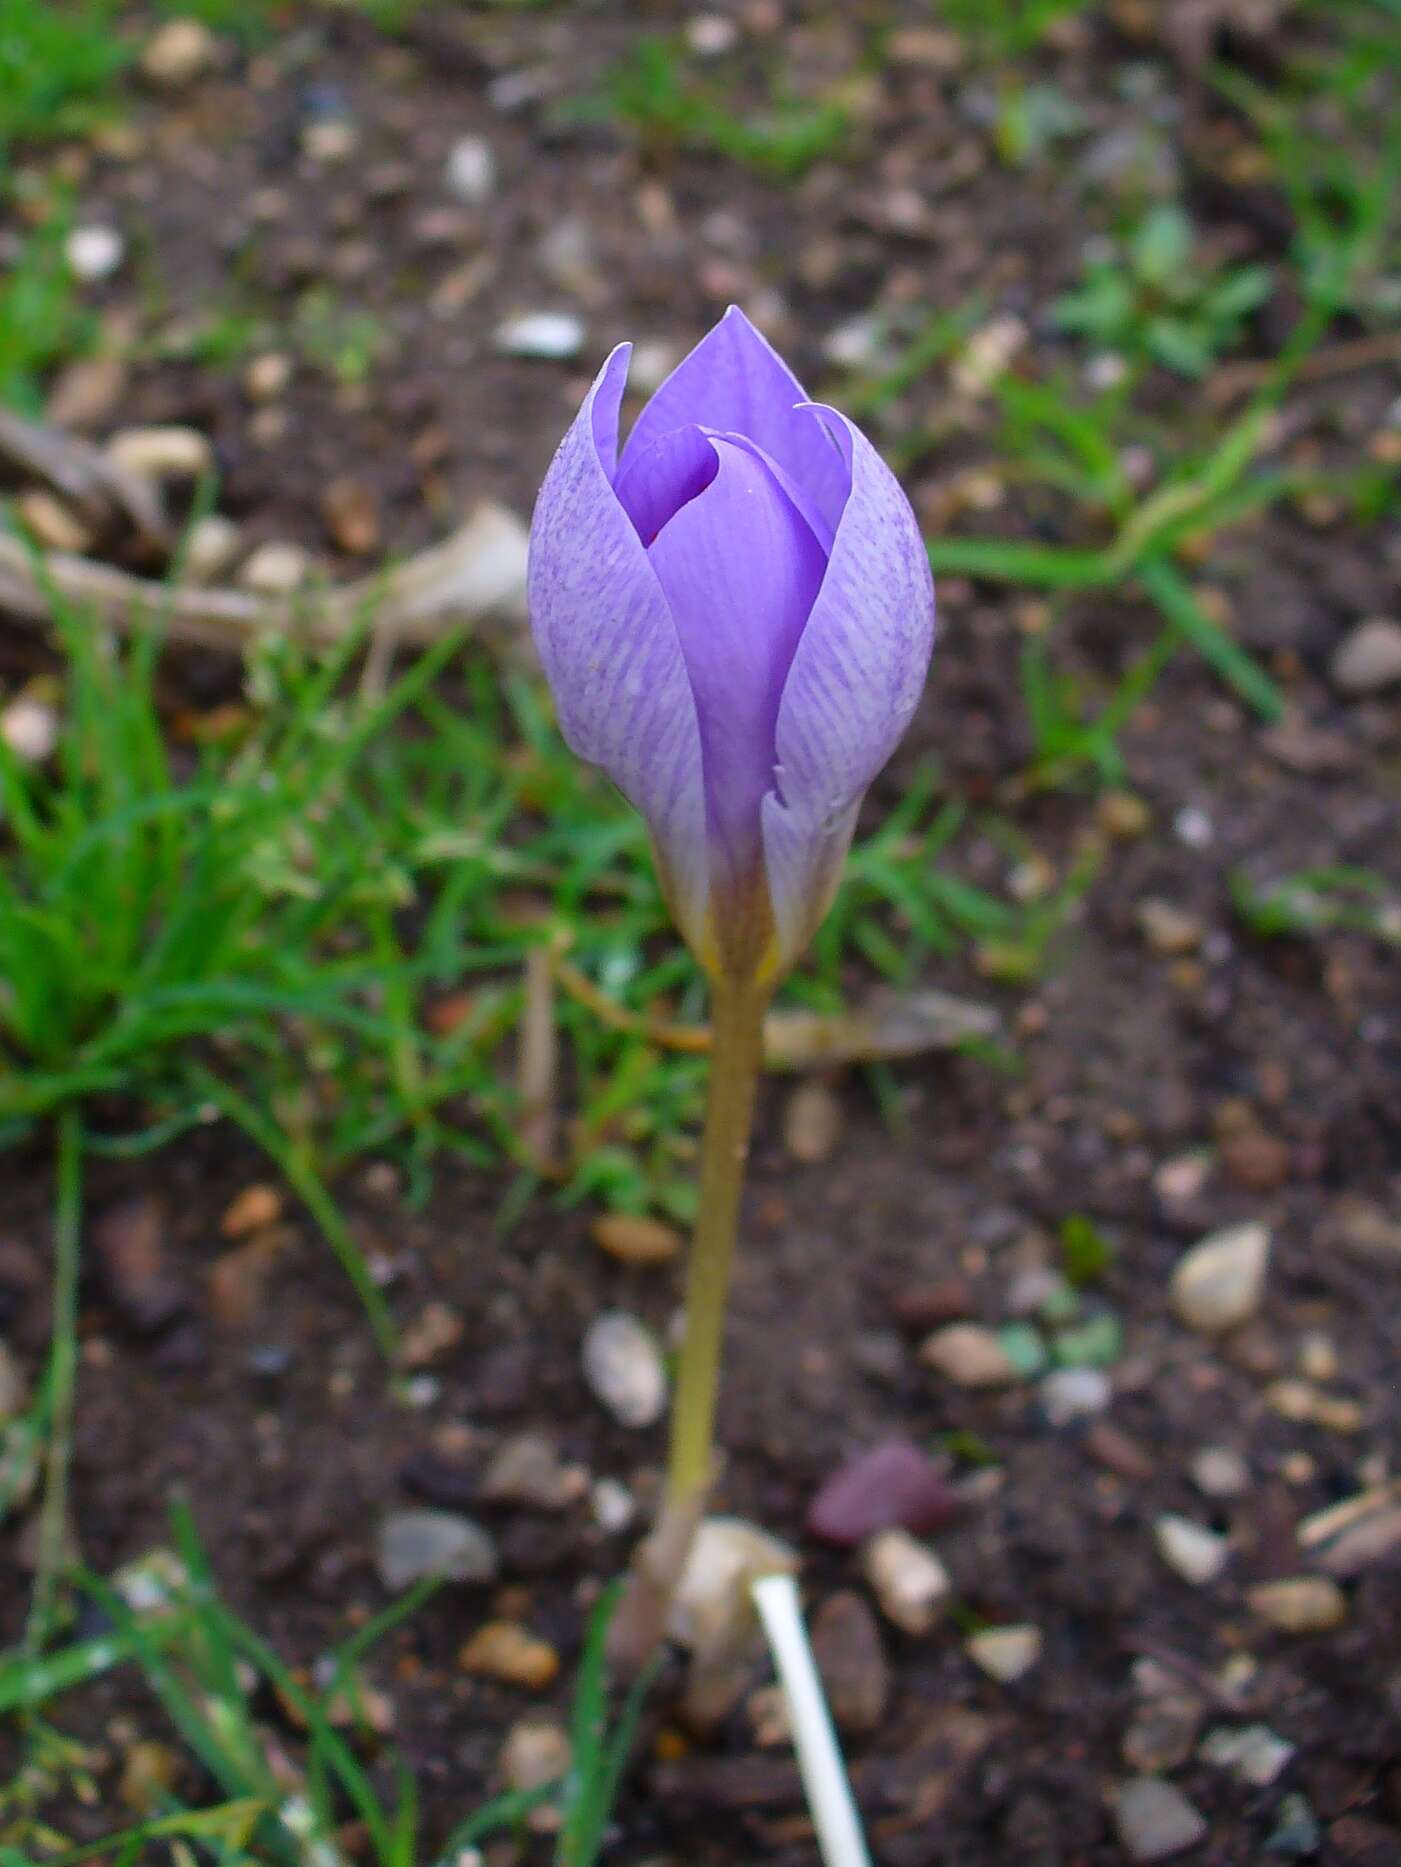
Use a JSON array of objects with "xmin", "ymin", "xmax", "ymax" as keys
[{"xmin": 666, "ymin": 971, "xmax": 769, "ymax": 1511}]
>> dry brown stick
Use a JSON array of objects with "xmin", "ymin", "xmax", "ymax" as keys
[{"xmin": 0, "ymin": 502, "xmax": 528, "ymax": 650}]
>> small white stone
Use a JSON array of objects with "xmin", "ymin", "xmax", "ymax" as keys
[
  {"xmin": 107, "ymin": 425, "xmax": 213, "ymax": 482},
  {"xmin": 494, "ymin": 311, "xmax": 586, "ymax": 361},
  {"xmin": 823, "ymin": 315, "xmax": 882, "ymax": 370},
  {"xmin": 861, "ymin": 1528, "xmax": 952, "ymax": 1635},
  {"xmin": 302, "ymin": 120, "xmax": 357, "ymax": 164},
  {"xmin": 685, "ymin": 12, "xmax": 740, "ymax": 55},
  {"xmin": 66, "ymin": 226, "xmax": 124, "ymax": 282},
  {"xmin": 1174, "ymin": 805, "xmax": 1214, "ymax": 848},
  {"xmin": 967, "ymin": 1623, "xmax": 1042, "ymax": 1683},
  {"xmin": 1199, "ymin": 1723, "xmax": 1295, "ymax": 1788},
  {"xmin": 141, "ymin": 18, "xmax": 219, "ymax": 87},
  {"xmin": 951, "ymin": 314, "xmax": 1029, "ymax": 399},
  {"xmin": 182, "ymin": 514, "xmax": 241, "ymax": 583},
  {"xmin": 1113, "ymin": 1779, "xmax": 1207, "ymax": 1862},
  {"xmin": 1, "ymin": 698, "xmax": 59, "ymax": 764},
  {"xmin": 445, "ymin": 136, "xmax": 496, "ymax": 204},
  {"xmin": 239, "ymin": 541, "xmax": 313, "ymax": 596},
  {"xmin": 628, "ymin": 339, "xmax": 680, "ymax": 396},
  {"xmin": 581, "ymin": 1311, "xmax": 666, "ymax": 1428},
  {"xmin": 244, "ymin": 351, "xmax": 293, "ymax": 401},
  {"xmin": 1154, "ymin": 1514, "xmax": 1230, "ymax": 1586},
  {"xmin": 1170, "ymin": 1222, "xmax": 1269, "ymax": 1334},
  {"xmin": 1330, "ymin": 617, "xmax": 1401, "ymax": 695},
  {"xmin": 590, "ymin": 1476, "xmax": 635, "ymax": 1535},
  {"xmin": 1039, "ymin": 1367, "xmax": 1111, "ymax": 1426},
  {"xmin": 1190, "ymin": 1446, "xmax": 1249, "ymax": 1499}
]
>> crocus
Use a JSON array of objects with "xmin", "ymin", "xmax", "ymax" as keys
[{"xmin": 528, "ymin": 306, "xmax": 935, "ymax": 986}]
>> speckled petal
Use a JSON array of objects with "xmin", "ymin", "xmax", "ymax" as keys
[
  {"xmin": 527, "ymin": 344, "xmax": 709, "ymax": 943},
  {"xmin": 761, "ymin": 406, "xmax": 935, "ymax": 964}
]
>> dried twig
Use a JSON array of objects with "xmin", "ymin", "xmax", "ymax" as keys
[
  {"xmin": 0, "ymin": 502, "xmax": 528, "ymax": 650},
  {"xmin": 0, "ymin": 406, "xmax": 170, "ymax": 545}
]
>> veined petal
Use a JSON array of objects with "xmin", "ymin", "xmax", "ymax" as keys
[
  {"xmin": 527, "ymin": 344, "xmax": 709, "ymax": 944},
  {"xmin": 620, "ymin": 306, "xmax": 852, "ymax": 539},
  {"xmin": 760, "ymin": 406, "xmax": 935, "ymax": 964},
  {"xmin": 647, "ymin": 435, "xmax": 827, "ymax": 895}
]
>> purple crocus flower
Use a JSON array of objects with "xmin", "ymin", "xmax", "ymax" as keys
[{"xmin": 528, "ymin": 306, "xmax": 935, "ymax": 983}]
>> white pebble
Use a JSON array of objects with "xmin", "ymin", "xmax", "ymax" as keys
[
  {"xmin": 581, "ymin": 1311, "xmax": 666, "ymax": 1428},
  {"xmin": 444, "ymin": 136, "xmax": 495, "ymax": 204},
  {"xmin": 1169, "ymin": 1221, "xmax": 1269, "ymax": 1334},
  {"xmin": 862, "ymin": 1528, "xmax": 952, "ymax": 1635},
  {"xmin": 66, "ymin": 226, "xmax": 124, "ymax": 282},
  {"xmin": 494, "ymin": 311, "xmax": 586, "ymax": 360},
  {"xmin": 967, "ymin": 1623, "xmax": 1042, "ymax": 1683},
  {"xmin": 1154, "ymin": 1514, "xmax": 1230, "ymax": 1586}
]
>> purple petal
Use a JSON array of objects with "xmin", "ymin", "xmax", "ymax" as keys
[
  {"xmin": 647, "ymin": 434, "xmax": 827, "ymax": 891},
  {"xmin": 807, "ymin": 1438, "xmax": 961, "ymax": 1547},
  {"xmin": 613, "ymin": 424, "xmax": 719, "ymax": 546},
  {"xmin": 761, "ymin": 407, "xmax": 935, "ymax": 963},
  {"xmin": 528, "ymin": 344, "xmax": 709, "ymax": 943},
  {"xmin": 621, "ymin": 306, "xmax": 852, "ymax": 539}
]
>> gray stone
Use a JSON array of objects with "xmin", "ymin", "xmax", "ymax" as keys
[
  {"xmin": 444, "ymin": 136, "xmax": 495, "ymax": 204},
  {"xmin": 1190, "ymin": 1445, "xmax": 1250, "ymax": 1498},
  {"xmin": 1112, "ymin": 1779, "xmax": 1208, "ymax": 1862},
  {"xmin": 375, "ymin": 1509, "xmax": 497, "ymax": 1591},
  {"xmin": 1040, "ymin": 1366, "xmax": 1112, "ymax": 1426},
  {"xmin": 494, "ymin": 311, "xmax": 586, "ymax": 361},
  {"xmin": 1199, "ymin": 1723, "xmax": 1295, "ymax": 1788},
  {"xmin": 1154, "ymin": 1514, "xmax": 1230, "ymax": 1585},
  {"xmin": 862, "ymin": 1528, "xmax": 951, "ymax": 1635},
  {"xmin": 966, "ymin": 1623, "xmax": 1042, "ymax": 1682}
]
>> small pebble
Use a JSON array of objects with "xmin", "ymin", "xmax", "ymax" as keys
[
  {"xmin": 920, "ymin": 1322, "xmax": 1017, "ymax": 1388},
  {"xmin": 1330, "ymin": 617, "xmax": 1401, "ymax": 695},
  {"xmin": 811, "ymin": 1591, "xmax": 890, "ymax": 1736},
  {"xmin": 1, "ymin": 697, "xmax": 59, "ymax": 764},
  {"xmin": 1122, "ymin": 1698, "xmax": 1203, "ymax": 1774},
  {"xmin": 1138, "ymin": 898, "xmax": 1203, "ymax": 956},
  {"xmin": 806, "ymin": 1438, "xmax": 959, "ymax": 1545},
  {"xmin": 590, "ymin": 1476, "xmax": 635, "ymax": 1535},
  {"xmin": 182, "ymin": 514, "xmax": 241, "ymax": 583},
  {"xmin": 1199, "ymin": 1722, "xmax": 1295, "ymax": 1788},
  {"xmin": 16, "ymin": 491, "xmax": 92, "ymax": 553},
  {"xmin": 244, "ymin": 351, "xmax": 293, "ymax": 401},
  {"xmin": 1266, "ymin": 1792, "xmax": 1321, "ymax": 1857},
  {"xmin": 321, "ymin": 476, "xmax": 381, "ymax": 556},
  {"xmin": 141, "ymin": 18, "xmax": 218, "ymax": 86},
  {"xmin": 1154, "ymin": 1514, "xmax": 1229, "ymax": 1585},
  {"xmin": 590, "ymin": 1213, "xmax": 683, "ymax": 1266},
  {"xmin": 861, "ymin": 1528, "xmax": 951, "ymax": 1635},
  {"xmin": 782, "ymin": 1080, "xmax": 842, "ymax": 1164},
  {"xmin": 459, "ymin": 1621, "xmax": 560, "ymax": 1691},
  {"xmin": 1169, "ymin": 1221, "xmax": 1270, "ymax": 1334},
  {"xmin": 494, "ymin": 312, "xmax": 586, "ymax": 360},
  {"xmin": 581, "ymin": 1311, "xmax": 666, "ymax": 1428},
  {"xmin": 1040, "ymin": 1366, "xmax": 1111, "ymax": 1426},
  {"xmin": 445, "ymin": 135, "xmax": 496, "ymax": 204},
  {"xmin": 479, "ymin": 1433, "xmax": 586, "ymax": 1512},
  {"xmin": 240, "ymin": 541, "xmax": 313, "ymax": 596},
  {"xmin": 375, "ymin": 1510, "xmax": 497, "ymax": 1591},
  {"xmin": 500, "ymin": 1716, "xmax": 570, "ymax": 1795},
  {"xmin": 1112, "ymin": 1778, "xmax": 1207, "ymax": 1862},
  {"xmin": 685, "ymin": 12, "xmax": 740, "ymax": 55},
  {"xmin": 66, "ymin": 226, "xmax": 124, "ymax": 282},
  {"xmin": 1190, "ymin": 1446, "xmax": 1249, "ymax": 1498},
  {"xmin": 967, "ymin": 1623, "xmax": 1042, "ymax": 1683},
  {"xmin": 107, "ymin": 425, "xmax": 213, "ymax": 482},
  {"xmin": 220, "ymin": 1184, "xmax": 283, "ymax": 1239},
  {"xmin": 1246, "ymin": 1576, "xmax": 1347, "ymax": 1634}
]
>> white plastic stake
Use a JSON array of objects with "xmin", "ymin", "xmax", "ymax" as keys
[{"xmin": 751, "ymin": 1572, "xmax": 873, "ymax": 1867}]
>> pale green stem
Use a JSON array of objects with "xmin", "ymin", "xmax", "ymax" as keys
[{"xmin": 665, "ymin": 973, "xmax": 768, "ymax": 1510}]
